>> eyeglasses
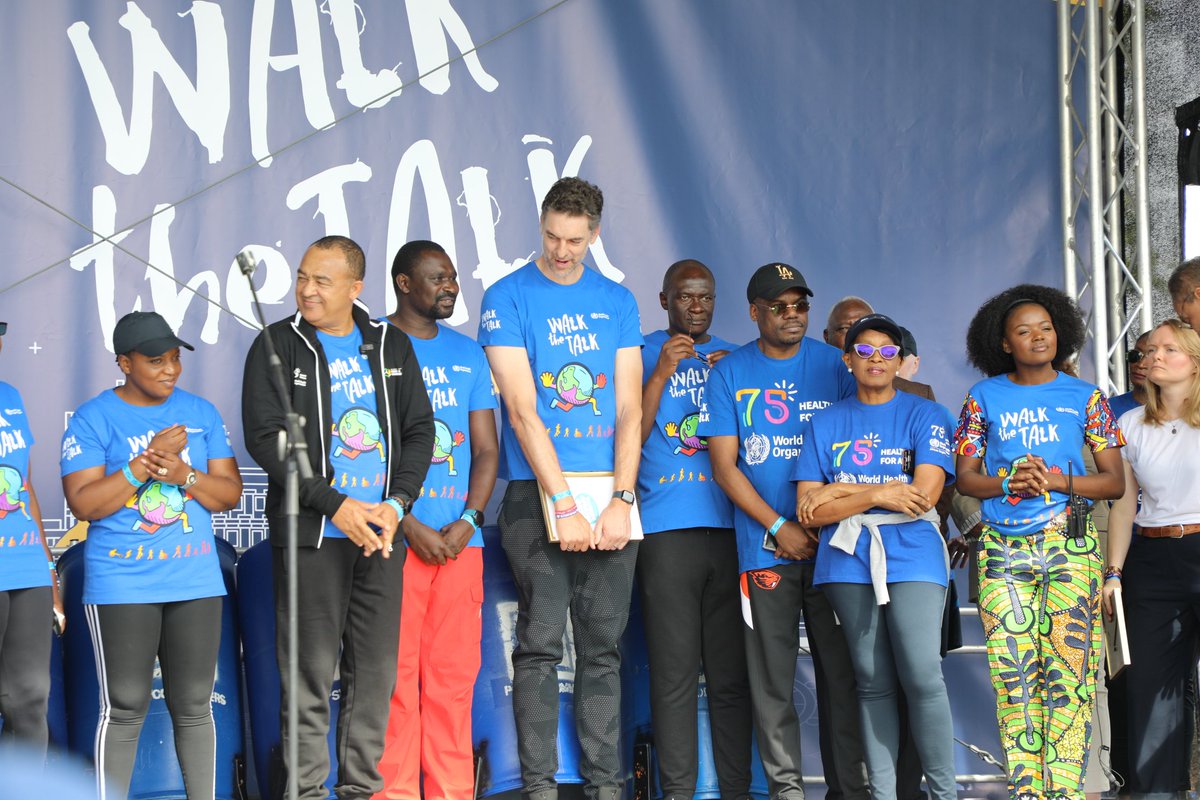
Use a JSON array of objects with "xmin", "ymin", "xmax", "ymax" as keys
[
  {"xmin": 755, "ymin": 300, "xmax": 810, "ymax": 316},
  {"xmin": 1126, "ymin": 349, "xmax": 1144, "ymax": 363},
  {"xmin": 0, "ymin": 322, "xmax": 6, "ymax": 337},
  {"xmin": 852, "ymin": 343, "xmax": 901, "ymax": 360}
]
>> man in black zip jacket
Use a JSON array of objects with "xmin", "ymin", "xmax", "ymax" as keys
[{"xmin": 241, "ymin": 235, "xmax": 434, "ymax": 800}]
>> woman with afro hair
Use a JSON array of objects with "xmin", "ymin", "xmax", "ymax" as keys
[{"xmin": 953, "ymin": 284, "xmax": 1125, "ymax": 800}]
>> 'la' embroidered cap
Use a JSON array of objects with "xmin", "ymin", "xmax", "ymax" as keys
[
  {"xmin": 842, "ymin": 313, "xmax": 904, "ymax": 353},
  {"xmin": 746, "ymin": 262, "xmax": 813, "ymax": 303},
  {"xmin": 112, "ymin": 311, "xmax": 195, "ymax": 356}
]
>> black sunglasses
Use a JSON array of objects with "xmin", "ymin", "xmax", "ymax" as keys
[
  {"xmin": 1126, "ymin": 349, "xmax": 1144, "ymax": 364},
  {"xmin": 0, "ymin": 322, "xmax": 7, "ymax": 337}
]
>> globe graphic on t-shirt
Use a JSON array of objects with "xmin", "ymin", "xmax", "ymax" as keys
[
  {"xmin": 432, "ymin": 420, "xmax": 454, "ymax": 464},
  {"xmin": 336, "ymin": 408, "xmax": 383, "ymax": 453},
  {"xmin": 553, "ymin": 364, "xmax": 597, "ymax": 407},
  {"xmin": 677, "ymin": 412, "xmax": 706, "ymax": 450},
  {"xmin": 137, "ymin": 482, "xmax": 185, "ymax": 526},
  {"xmin": 0, "ymin": 465, "xmax": 22, "ymax": 512}
]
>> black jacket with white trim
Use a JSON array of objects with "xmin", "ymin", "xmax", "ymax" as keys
[{"xmin": 241, "ymin": 302, "xmax": 434, "ymax": 547}]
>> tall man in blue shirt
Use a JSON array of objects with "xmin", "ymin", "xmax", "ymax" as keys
[
  {"xmin": 638, "ymin": 259, "xmax": 752, "ymax": 799},
  {"xmin": 478, "ymin": 177, "xmax": 643, "ymax": 800},
  {"xmin": 702, "ymin": 263, "xmax": 867, "ymax": 800}
]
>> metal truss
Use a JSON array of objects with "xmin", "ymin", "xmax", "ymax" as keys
[{"xmin": 1057, "ymin": 0, "xmax": 1153, "ymax": 395}]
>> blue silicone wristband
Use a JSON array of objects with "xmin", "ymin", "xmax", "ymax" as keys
[
  {"xmin": 550, "ymin": 489, "xmax": 572, "ymax": 503},
  {"xmin": 768, "ymin": 516, "xmax": 787, "ymax": 536},
  {"xmin": 460, "ymin": 511, "xmax": 480, "ymax": 532},
  {"xmin": 383, "ymin": 498, "xmax": 405, "ymax": 520},
  {"xmin": 1001, "ymin": 476, "xmax": 1012, "ymax": 496},
  {"xmin": 121, "ymin": 463, "xmax": 142, "ymax": 488}
]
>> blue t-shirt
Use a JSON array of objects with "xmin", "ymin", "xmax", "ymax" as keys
[
  {"xmin": 317, "ymin": 328, "xmax": 388, "ymax": 541},
  {"xmin": 638, "ymin": 330, "xmax": 738, "ymax": 534},
  {"xmin": 954, "ymin": 372, "xmax": 1124, "ymax": 536},
  {"xmin": 791, "ymin": 392, "xmax": 955, "ymax": 587},
  {"xmin": 0, "ymin": 382, "xmax": 52, "ymax": 591},
  {"xmin": 1108, "ymin": 390, "xmax": 1140, "ymax": 421},
  {"xmin": 477, "ymin": 263, "xmax": 643, "ymax": 480},
  {"xmin": 60, "ymin": 389, "xmax": 233, "ymax": 605},
  {"xmin": 409, "ymin": 325, "xmax": 498, "ymax": 548},
  {"xmin": 699, "ymin": 338, "xmax": 855, "ymax": 573}
]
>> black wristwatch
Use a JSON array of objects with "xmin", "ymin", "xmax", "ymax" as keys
[
  {"xmin": 461, "ymin": 508, "xmax": 484, "ymax": 528},
  {"xmin": 612, "ymin": 489, "xmax": 636, "ymax": 505}
]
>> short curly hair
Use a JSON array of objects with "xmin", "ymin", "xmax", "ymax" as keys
[
  {"xmin": 965, "ymin": 283, "xmax": 1086, "ymax": 377},
  {"xmin": 541, "ymin": 177, "xmax": 603, "ymax": 230}
]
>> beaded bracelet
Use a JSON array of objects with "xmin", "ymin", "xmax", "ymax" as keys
[
  {"xmin": 1103, "ymin": 565, "xmax": 1123, "ymax": 582},
  {"xmin": 555, "ymin": 505, "xmax": 579, "ymax": 520}
]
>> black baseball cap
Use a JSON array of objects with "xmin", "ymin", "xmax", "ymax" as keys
[
  {"xmin": 112, "ymin": 311, "xmax": 194, "ymax": 356},
  {"xmin": 843, "ymin": 314, "xmax": 904, "ymax": 353},
  {"xmin": 898, "ymin": 326, "xmax": 918, "ymax": 357},
  {"xmin": 745, "ymin": 263, "xmax": 812, "ymax": 303}
]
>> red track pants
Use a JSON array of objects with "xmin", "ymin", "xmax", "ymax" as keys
[{"xmin": 375, "ymin": 546, "xmax": 483, "ymax": 800}]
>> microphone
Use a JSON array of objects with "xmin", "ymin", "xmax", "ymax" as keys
[{"xmin": 235, "ymin": 248, "xmax": 257, "ymax": 277}]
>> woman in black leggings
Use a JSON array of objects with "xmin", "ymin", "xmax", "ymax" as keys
[
  {"xmin": 0, "ymin": 321, "xmax": 64, "ymax": 759},
  {"xmin": 60, "ymin": 312, "xmax": 241, "ymax": 799}
]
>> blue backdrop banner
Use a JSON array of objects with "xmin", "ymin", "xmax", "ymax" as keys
[{"xmin": 0, "ymin": 0, "xmax": 1059, "ymax": 554}]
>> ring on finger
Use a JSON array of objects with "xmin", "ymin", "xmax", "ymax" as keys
[{"xmin": 156, "ymin": 467, "xmax": 168, "ymax": 476}]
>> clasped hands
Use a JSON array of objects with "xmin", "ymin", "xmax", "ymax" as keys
[
  {"xmin": 1002, "ymin": 455, "xmax": 1057, "ymax": 498},
  {"xmin": 134, "ymin": 424, "xmax": 191, "ymax": 485},
  {"xmin": 556, "ymin": 500, "xmax": 633, "ymax": 553}
]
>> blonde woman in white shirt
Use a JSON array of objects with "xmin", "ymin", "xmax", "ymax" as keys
[{"xmin": 1103, "ymin": 318, "xmax": 1200, "ymax": 800}]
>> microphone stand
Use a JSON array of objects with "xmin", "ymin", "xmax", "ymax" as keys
[{"xmin": 236, "ymin": 250, "xmax": 306, "ymax": 800}]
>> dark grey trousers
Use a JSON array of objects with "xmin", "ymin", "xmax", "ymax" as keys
[
  {"xmin": 742, "ymin": 561, "xmax": 868, "ymax": 800},
  {"xmin": 637, "ymin": 528, "xmax": 752, "ymax": 800},
  {"xmin": 273, "ymin": 538, "xmax": 405, "ymax": 800},
  {"xmin": 0, "ymin": 586, "xmax": 52, "ymax": 756},
  {"xmin": 500, "ymin": 480, "xmax": 638, "ymax": 800}
]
